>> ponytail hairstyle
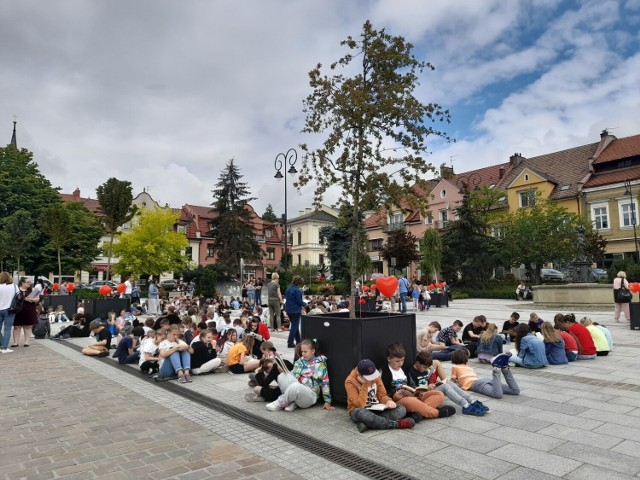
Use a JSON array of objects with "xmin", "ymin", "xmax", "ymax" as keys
[
  {"xmin": 480, "ymin": 323, "xmax": 497, "ymax": 344},
  {"xmin": 299, "ymin": 338, "xmax": 322, "ymax": 357},
  {"xmin": 540, "ymin": 321, "xmax": 561, "ymax": 343},
  {"xmin": 514, "ymin": 323, "xmax": 531, "ymax": 353}
]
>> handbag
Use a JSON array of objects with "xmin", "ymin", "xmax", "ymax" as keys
[
  {"xmin": 617, "ymin": 285, "xmax": 633, "ymax": 303},
  {"xmin": 9, "ymin": 287, "xmax": 24, "ymax": 314}
]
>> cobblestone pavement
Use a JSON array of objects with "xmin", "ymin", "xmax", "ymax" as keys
[{"xmin": 3, "ymin": 298, "xmax": 640, "ymax": 479}]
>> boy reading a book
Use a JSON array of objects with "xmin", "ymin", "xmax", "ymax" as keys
[{"xmin": 345, "ymin": 359, "xmax": 415, "ymax": 433}]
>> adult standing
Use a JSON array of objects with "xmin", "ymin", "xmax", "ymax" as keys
[
  {"xmin": 613, "ymin": 271, "xmax": 631, "ymax": 323},
  {"xmin": 247, "ymin": 279, "xmax": 256, "ymax": 306},
  {"xmin": 12, "ymin": 277, "xmax": 40, "ymax": 347},
  {"xmin": 0, "ymin": 272, "xmax": 17, "ymax": 353},
  {"xmin": 147, "ymin": 279, "xmax": 160, "ymax": 315},
  {"xmin": 284, "ymin": 275, "xmax": 307, "ymax": 348},
  {"xmin": 124, "ymin": 275, "xmax": 133, "ymax": 299},
  {"xmin": 267, "ymin": 273, "xmax": 283, "ymax": 332},
  {"xmin": 398, "ymin": 274, "xmax": 409, "ymax": 314},
  {"xmin": 255, "ymin": 278, "xmax": 263, "ymax": 307},
  {"xmin": 59, "ymin": 280, "xmax": 68, "ymax": 295}
]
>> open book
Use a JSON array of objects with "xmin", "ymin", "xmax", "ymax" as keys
[
  {"xmin": 365, "ymin": 403, "xmax": 388, "ymax": 411},
  {"xmin": 401, "ymin": 380, "xmax": 447, "ymax": 395}
]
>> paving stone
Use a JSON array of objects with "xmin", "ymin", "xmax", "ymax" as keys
[
  {"xmin": 487, "ymin": 443, "xmax": 581, "ymax": 477},
  {"xmin": 611, "ymin": 440, "xmax": 640, "ymax": 458},
  {"xmin": 494, "ymin": 466, "xmax": 562, "ymax": 480},
  {"xmin": 528, "ymin": 411, "xmax": 604, "ymax": 430},
  {"xmin": 535, "ymin": 425, "xmax": 623, "ymax": 449},
  {"xmin": 564, "ymin": 463, "xmax": 638, "ymax": 480},
  {"xmin": 425, "ymin": 446, "xmax": 516, "ymax": 479},
  {"xmin": 554, "ymin": 441, "xmax": 640, "ymax": 476},
  {"xmin": 483, "ymin": 425, "xmax": 567, "ymax": 452},
  {"xmin": 428, "ymin": 427, "xmax": 507, "ymax": 454}
]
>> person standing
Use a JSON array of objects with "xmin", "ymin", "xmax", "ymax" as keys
[
  {"xmin": 124, "ymin": 276, "xmax": 133, "ymax": 299},
  {"xmin": 0, "ymin": 272, "xmax": 18, "ymax": 353},
  {"xmin": 613, "ymin": 271, "xmax": 631, "ymax": 323},
  {"xmin": 267, "ymin": 273, "xmax": 283, "ymax": 332},
  {"xmin": 12, "ymin": 277, "xmax": 40, "ymax": 347},
  {"xmin": 147, "ymin": 279, "xmax": 160, "ymax": 315},
  {"xmin": 255, "ymin": 278, "xmax": 263, "ymax": 307},
  {"xmin": 398, "ymin": 274, "xmax": 409, "ymax": 314},
  {"xmin": 284, "ymin": 276, "xmax": 306, "ymax": 348}
]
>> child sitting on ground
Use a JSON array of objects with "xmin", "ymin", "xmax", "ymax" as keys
[
  {"xmin": 409, "ymin": 351, "xmax": 487, "ymax": 416},
  {"xmin": 450, "ymin": 350, "xmax": 520, "ymax": 399},
  {"xmin": 381, "ymin": 343, "xmax": 453, "ymax": 421},
  {"xmin": 245, "ymin": 341, "xmax": 294, "ymax": 402},
  {"xmin": 226, "ymin": 333, "xmax": 260, "ymax": 374},
  {"xmin": 191, "ymin": 329, "xmax": 222, "ymax": 374},
  {"xmin": 114, "ymin": 326, "xmax": 144, "ymax": 364},
  {"xmin": 345, "ymin": 359, "xmax": 415, "ymax": 432},
  {"xmin": 81, "ymin": 320, "xmax": 112, "ymax": 357},
  {"xmin": 139, "ymin": 330, "xmax": 164, "ymax": 375},
  {"xmin": 476, "ymin": 323, "xmax": 506, "ymax": 364}
]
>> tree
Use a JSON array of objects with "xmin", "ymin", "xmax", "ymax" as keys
[
  {"xmin": 208, "ymin": 159, "xmax": 261, "ymax": 277},
  {"xmin": 96, "ymin": 178, "xmax": 136, "ymax": 280},
  {"xmin": 502, "ymin": 198, "xmax": 579, "ymax": 284},
  {"xmin": 299, "ymin": 21, "xmax": 451, "ymax": 316},
  {"xmin": 441, "ymin": 192, "xmax": 505, "ymax": 286},
  {"xmin": 262, "ymin": 204, "xmax": 278, "ymax": 223},
  {"xmin": 420, "ymin": 229, "xmax": 442, "ymax": 282},
  {"xmin": 380, "ymin": 230, "xmax": 420, "ymax": 273},
  {"xmin": 1, "ymin": 210, "xmax": 38, "ymax": 275},
  {"xmin": 112, "ymin": 207, "xmax": 188, "ymax": 277},
  {"xmin": 40, "ymin": 202, "xmax": 104, "ymax": 278},
  {"xmin": 320, "ymin": 225, "xmax": 350, "ymax": 281}
]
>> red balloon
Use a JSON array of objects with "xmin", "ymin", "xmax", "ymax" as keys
[
  {"xmin": 53, "ymin": 283, "xmax": 59, "ymax": 291},
  {"xmin": 362, "ymin": 285, "xmax": 370, "ymax": 292},
  {"xmin": 428, "ymin": 283, "xmax": 435, "ymax": 290},
  {"xmin": 67, "ymin": 282, "xmax": 75, "ymax": 293},
  {"xmin": 376, "ymin": 276, "xmax": 399, "ymax": 298},
  {"xmin": 358, "ymin": 297, "xmax": 366, "ymax": 305},
  {"xmin": 630, "ymin": 282, "xmax": 640, "ymax": 294},
  {"xmin": 116, "ymin": 283, "xmax": 126, "ymax": 294},
  {"xmin": 98, "ymin": 285, "xmax": 112, "ymax": 296}
]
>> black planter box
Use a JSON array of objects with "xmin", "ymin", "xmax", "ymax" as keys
[
  {"xmin": 84, "ymin": 298, "xmax": 131, "ymax": 320},
  {"xmin": 301, "ymin": 311, "xmax": 416, "ymax": 404},
  {"xmin": 430, "ymin": 292, "xmax": 449, "ymax": 307},
  {"xmin": 630, "ymin": 303, "xmax": 640, "ymax": 330},
  {"xmin": 42, "ymin": 295, "xmax": 78, "ymax": 316}
]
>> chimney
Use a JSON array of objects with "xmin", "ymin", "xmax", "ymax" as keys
[
  {"xmin": 498, "ymin": 166, "xmax": 505, "ymax": 179},
  {"xmin": 298, "ymin": 210, "xmax": 304, "ymax": 216},
  {"xmin": 73, "ymin": 187, "xmax": 81, "ymax": 199},
  {"xmin": 305, "ymin": 208, "xmax": 312, "ymax": 214},
  {"xmin": 593, "ymin": 129, "xmax": 617, "ymax": 159},
  {"xmin": 509, "ymin": 153, "xmax": 525, "ymax": 167}
]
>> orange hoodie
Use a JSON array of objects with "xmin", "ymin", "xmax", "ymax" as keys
[{"xmin": 344, "ymin": 368, "xmax": 391, "ymax": 414}]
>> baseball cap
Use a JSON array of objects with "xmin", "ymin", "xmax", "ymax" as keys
[{"xmin": 357, "ymin": 359, "xmax": 380, "ymax": 381}]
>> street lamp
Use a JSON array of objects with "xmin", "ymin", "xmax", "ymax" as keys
[
  {"xmin": 274, "ymin": 148, "xmax": 298, "ymax": 270},
  {"xmin": 624, "ymin": 179, "xmax": 639, "ymax": 261}
]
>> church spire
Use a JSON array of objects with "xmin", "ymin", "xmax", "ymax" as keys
[{"xmin": 10, "ymin": 117, "xmax": 17, "ymax": 148}]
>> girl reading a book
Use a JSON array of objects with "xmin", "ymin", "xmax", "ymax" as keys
[{"xmin": 476, "ymin": 323, "xmax": 506, "ymax": 364}]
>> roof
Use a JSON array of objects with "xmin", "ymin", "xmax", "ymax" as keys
[
  {"xmin": 593, "ymin": 134, "xmax": 640, "ymax": 165},
  {"xmin": 454, "ymin": 162, "xmax": 512, "ymax": 191},
  {"xmin": 583, "ymin": 164, "xmax": 640, "ymax": 189},
  {"xmin": 60, "ymin": 191, "xmax": 104, "ymax": 217},
  {"xmin": 363, "ymin": 181, "xmax": 437, "ymax": 230},
  {"xmin": 494, "ymin": 142, "xmax": 598, "ymax": 200},
  {"xmin": 289, "ymin": 210, "xmax": 338, "ymax": 224}
]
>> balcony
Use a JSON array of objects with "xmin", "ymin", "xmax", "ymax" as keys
[
  {"xmin": 433, "ymin": 220, "xmax": 449, "ymax": 230},
  {"xmin": 384, "ymin": 222, "xmax": 405, "ymax": 232}
]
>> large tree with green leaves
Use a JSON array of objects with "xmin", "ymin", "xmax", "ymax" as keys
[
  {"xmin": 0, "ymin": 210, "xmax": 39, "ymax": 275},
  {"xmin": 96, "ymin": 178, "xmax": 136, "ymax": 280},
  {"xmin": 112, "ymin": 207, "xmax": 188, "ymax": 277},
  {"xmin": 380, "ymin": 230, "xmax": 420, "ymax": 273},
  {"xmin": 299, "ymin": 21, "xmax": 451, "ymax": 315},
  {"xmin": 419, "ymin": 229, "xmax": 442, "ymax": 281},
  {"xmin": 319, "ymin": 225, "xmax": 350, "ymax": 281},
  {"xmin": 208, "ymin": 160, "xmax": 261, "ymax": 277},
  {"xmin": 261, "ymin": 204, "xmax": 278, "ymax": 223},
  {"xmin": 40, "ymin": 202, "xmax": 104, "ymax": 279}
]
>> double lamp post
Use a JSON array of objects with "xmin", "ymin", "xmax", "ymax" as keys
[{"xmin": 274, "ymin": 148, "xmax": 298, "ymax": 270}]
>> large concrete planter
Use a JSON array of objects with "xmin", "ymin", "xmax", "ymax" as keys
[
  {"xmin": 42, "ymin": 295, "xmax": 78, "ymax": 316},
  {"xmin": 301, "ymin": 311, "xmax": 416, "ymax": 404},
  {"xmin": 83, "ymin": 298, "xmax": 131, "ymax": 320}
]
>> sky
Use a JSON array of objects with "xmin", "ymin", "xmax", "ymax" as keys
[{"xmin": 1, "ymin": 0, "xmax": 639, "ymax": 219}]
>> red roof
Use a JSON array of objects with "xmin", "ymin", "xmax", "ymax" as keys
[
  {"xmin": 593, "ymin": 134, "xmax": 640, "ymax": 164},
  {"xmin": 583, "ymin": 164, "xmax": 640, "ymax": 189},
  {"xmin": 60, "ymin": 190, "xmax": 104, "ymax": 217},
  {"xmin": 454, "ymin": 162, "xmax": 512, "ymax": 190}
]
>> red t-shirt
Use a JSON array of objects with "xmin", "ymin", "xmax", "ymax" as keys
[
  {"xmin": 567, "ymin": 323, "xmax": 596, "ymax": 355},
  {"xmin": 559, "ymin": 331, "xmax": 578, "ymax": 351}
]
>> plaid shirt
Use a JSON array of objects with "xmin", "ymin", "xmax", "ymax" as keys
[{"xmin": 436, "ymin": 326, "xmax": 458, "ymax": 346}]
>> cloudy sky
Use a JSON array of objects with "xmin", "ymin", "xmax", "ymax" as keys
[{"xmin": 2, "ymin": 0, "xmax": 639, "ymax": 218}]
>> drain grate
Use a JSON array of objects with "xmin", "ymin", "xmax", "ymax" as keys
[{"xmin": 61, "ymin": 342, "xmax": 417, "ymax": 480}]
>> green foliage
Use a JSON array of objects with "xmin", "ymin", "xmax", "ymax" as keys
[
  {"xmin": 502, "ymin": 198, "xmax": 579, "ymax": 284},
  {"xmin": 299, "ymin": 21, "xmax": 451, "ymax": 315},
  {"xmin": 208, "ymin": 159, "xmax": 261, "ymax": 277},
  {"xmin": 288, "ymin": 263, "xmax": 323, "ymax": 284},
  {"xmin": 381, "ymin": 229, "xmax": 420, "ymax": 271},
  {"xmin": 261, "ymin": 203, "xmax": 278, "ymax": 223},
  {"xmin": 182, "ymin": 264, "xmax": 225, "ymax": 297},
  {"xmin": 0, "ymin": 210, "xmax": 38, "ymax": 274},
  {"xmin": 40, "ymin": 202, "xmax": 104, "ymax": 280},
  {"xmin": 96, "ymin": 178, "xmax": 136, "ymax": 279},
  {"xmin": 320, "ymin": 225, "xmax": 350, "ymax": 281},
  {"xmin": 420, "ymin": 229, "xmax": 442, "ymax": 281},
  {"xmin": 609, "ymin": 258, "xmax": 640, "ymax": 282},
  {"xmin": 112, "ymin": 207, "xmax": 188, "ymax": 277}
]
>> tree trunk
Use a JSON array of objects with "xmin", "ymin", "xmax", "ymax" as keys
[
  {"xmin": 106, "ymin": 232, "xmax": 114, "ymax": 280},
  {"xmin": 57, "ymin": 248, "xmax": 62, "ymax": 284}
]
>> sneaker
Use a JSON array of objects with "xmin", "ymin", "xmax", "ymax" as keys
[
  {"xmin": 244, "ymin": 392, "xmax": 265, "ymax": 402},
  {"xmin": 472, "ymin": 400, "xmax": 489, "ymax": 413},
  {"xmin": 284, "ymin": 402, "xmax": 298, "ymax": 412},
  {"xmin": 97, "ymin": 351, "xmax": 109, "ymax": 357},
  {"xmin": 266, "ymin": 400, "xmax": 286, "ymax": 411},
  {"xmin": 357, "ymin": 422, "xmax": 368, "ymax": 433},
  {"xmin": 491, "ymin": 352, "xmax": 512, "ymax": 369},
  {"xmin": 407, "ymin": 412, "xmax": 423, "ymax": 424},
  {"xmin": 437, "ymin": 406, "xmax": 456, "ymax": 418},
  {"xmin": 60, "ymin": 333, "xmax": 70, "ymax": 339},
  {"xmin": 184, "ymin": 373, "xmax": 193, "ymax": 383},
  {"xmin": 248, "ymin": 380, "xmax": 258, "ymax": 387},
  {"xmin": 0, "ymin": 348, "xmax": 13, "ymax": 354},
  {"xmin": 396, "ymin": 418, "xmax": 416, "ymax": 429},
  {"xmin": 178, "ymin": 375, "xmax": 188, "ymax": 383},
  {"xmin": 462, "ymin": 403, "xmax": 485, "ymax": 416}
]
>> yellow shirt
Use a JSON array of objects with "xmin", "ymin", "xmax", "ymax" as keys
[
  {"xmin": 586, "ymin": 325, "xmax": 609, "ymax": 352},
  {"xmin": 227, "ymin": 343, "xmax": 247, "ymax": 366},
  {"xmin": 451, "ymin": 364, "xmax": 478, "ymax": 391}
]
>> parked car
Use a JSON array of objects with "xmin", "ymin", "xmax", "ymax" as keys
[
  {"xmin": 160, "ymin": 279, "xmax": 178, "ymax": 290},
  {"xmin": 83, "ymin": 280, "xmax": 119, "ymax": 291},
  {"xmin": 591, "ymin": 268, "xmax": 609, "ymax": 281},
  {"xmin": 540, "ymin": 269, "xmax": 566, "ymax": 281}
]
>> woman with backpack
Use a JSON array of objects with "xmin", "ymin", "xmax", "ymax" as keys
[{"xmin": 613, "ymin": 271, "xmax": 631, "ymax": 323}]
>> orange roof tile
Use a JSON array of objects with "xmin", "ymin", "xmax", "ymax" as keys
[
  {"xmin": 593, "ymin": 134, "xmax": 640, "ymax": 164},
  {"xmin": 583, "ymin": 165, "xmax": 640, "ymax": 189}
]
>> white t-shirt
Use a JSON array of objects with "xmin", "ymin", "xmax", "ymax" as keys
[
  {"xmin": 390, "ymin": 366, "xmax": 407, "ymax": 393},
  {"xmin": 139, "ymin": 339, "xmax": 159, "ymax": 367},
  {"xmin": 124, "ymin": 280, "xmax": 132, "ymax": 295},
  {"xmin": 0, "ymin": 284, "xmax": 17, "ymax": 310},
  {"xmin": 158, "ymin": 339, "xmax": 185, "ymax": 367}
]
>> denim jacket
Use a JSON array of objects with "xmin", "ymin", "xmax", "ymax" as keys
[{"xmin": 518, "ymin": 335, "xmax": 549, "ymax": 367}]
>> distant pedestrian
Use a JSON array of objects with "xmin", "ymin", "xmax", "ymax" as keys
[{"xmin": 613, "ymin": 271, "xmax": 631, "ymax": 322}]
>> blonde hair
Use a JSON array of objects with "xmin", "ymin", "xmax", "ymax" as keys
[
  {"xmin": 579, "ymin": 316, "xmax": 594, "ymax": 327},
  {"xmin": 0, "ymin": 272, "xmax": 12, "ymax": 285},
  {"xmin": 540, "ymin": 321, "xmax": 561, "ymax": 343},
  {"xmin": 271, "ymin": 272, "xmax": 279, "ymax": 280},
  {"xmin": 480, "ymin": 323, "xmax": 497, "ymax": 344},
  {"xmin": 617, "ymin": 271, "xmax": 627, "ymax": 278}
]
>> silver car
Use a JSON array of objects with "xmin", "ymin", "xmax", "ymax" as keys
[{"xmin": 540, "ymin": 269, "xmax": 565, "ymax": 281}]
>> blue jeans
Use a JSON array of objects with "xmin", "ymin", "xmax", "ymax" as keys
[
  {"xmin": 509, "ymin": 356, "xmax": 546, "ymax": 368},
  {"xmin": 287, "ymin": 312, "xmax": 301, "ymax": 346},
  {"xmin": 0, "ymin": 309, "xmax": 16, "ymax": 349},
  {"xmin": 399, "ymin": 293, "xmax": 407, "ymax": 313},
  {"xmin": 350, "ymin": 405, "xmax": 407, "ymax": 429},
  {"xmin": 566, "ymin": 351, "xmax": 578, "ymax": 362},
  {"xmin": 159, "ymin": 351, "xmax": 191, "ymax": 377}
]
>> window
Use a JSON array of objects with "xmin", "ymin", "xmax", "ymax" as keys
[
  {"xmin": 177, "ymin": 224, "xmax": 186, "ymax": 233},
  {"xmin": 621, "ymin": 202, "xmax": 638, "ymax": 227},
  {"xmin": 265, "ymin": 229, "xmax": 273, "ymax": 238},
  {"xmin": 440, "ymin": 189, "xmax": 447, "ymax": 198},
  {"xmin": 297, "ymin": 255, "xmax": 302, "ymax": 265},
  {"xmin": 319, "ymin": 234, "xmax": 324, "ymax": 245},
  {"xmin": 519, "ymin": 190, "xmax": 536, "ymax": 208},
  {"xmin": 185, "ymin": 246, "xmax": 192, "ymax": 257},
  {"xmin": 369, "ymin": 238, "xmax": 384, "ymax": 251},
  {"xmin": 206, "ymin": 243, "xmax": 215, "ymax": 257},
  {"xmin": 425, "ymin": 213, "xmax": 433, "ymax": 225},
  {"xmin": 388, "ymin": 212, "xmax": 404, "ymax": 231},
  {"xmin": 267, "ymin": 248, "xmax": 275, "ymax": 260},
  {"xmin": 524, "ymin": 174, "xmax": 529, "ymax": 181},
  {"xmin": 492, "ymin": 226, "xmax": 506, "ymax": 238},
  {"xmin": 297, "ymin": 231, "xmax": 302, "ymax": 245},
  {"xmin": 319, "ymin": 254, "xmax": 324, "ymax": 265},
  {"xmin": 591, "ymin": 204, "xmax": 609, "ymax": 230},
  {"xmin": 440, "ymin": 210, "xmax": 448, "ymax": 223}
]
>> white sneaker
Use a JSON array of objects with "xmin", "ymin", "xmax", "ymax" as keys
[
  {"xmin": 284, "ymin": 402, "xmax": 298, "ymax": 412},
  {"xmin": 266, "ymin": 400, "xmax": 285, "ymax": 411},
  {"xmin": 1, "ymin": 348, "xmax": 14, "ymax": 353}
]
